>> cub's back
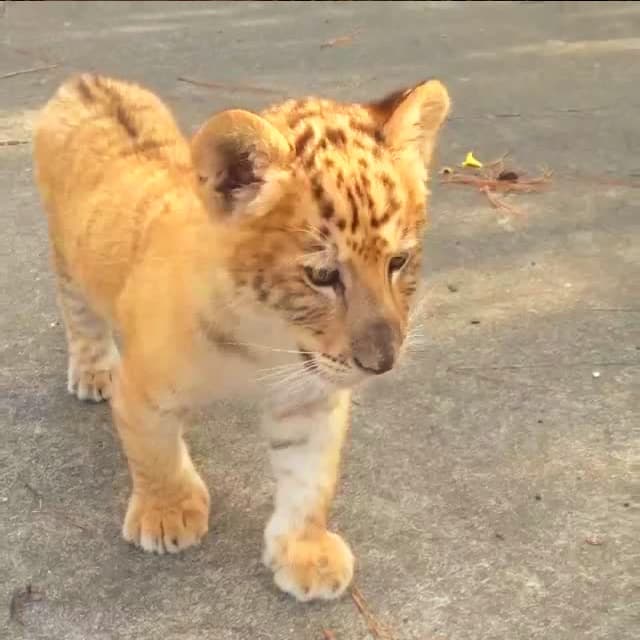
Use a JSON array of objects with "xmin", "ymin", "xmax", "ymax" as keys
[
  {"xmin": 33, "ymin": 74, "xmax": 197, "ymax": 315},
  {"xmin": 34, "ymin": 74, "xmax": 191, "ymax": 209}
]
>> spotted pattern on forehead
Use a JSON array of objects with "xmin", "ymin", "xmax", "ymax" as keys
[{"xmin": 260, "ymin": 95, "xmax": 428, "ymax": 269}]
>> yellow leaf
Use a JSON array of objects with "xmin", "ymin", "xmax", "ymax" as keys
[{"xmin": 462, "ymin": 151, "xmax": 483, "ymax": 168}]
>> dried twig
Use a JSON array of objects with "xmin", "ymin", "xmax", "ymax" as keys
[
  {"xmin": 9, "ymin": 584, "xmax": 45, "ymax": 625},
  {"xmin": 0, "ymin": 139, "xmax": 30, "ymax": 147},
  {"xmin": 484, "ymin": 150, "xmax": 512, "ymax": 168},
  {"xmin": 23, "ymin": 480, "xmax": 43, "ymax": 502},
  {"xmin": 480, "ymin": 186, "xmax": 524, "ymax": 216},
  {"xmin": 564, "ymin": 173, "xmax": 640, "ymax": 189},
  {"xmin": 22, "ymin": 478, "xmax": 93, "ymax": 533},
  {"xmin": 177, "ymin": 76, "xmax": 285, "ymax": 97},
  {"xmin": 441, "ymin": 170, "xmax": 552, "ymax": 194},
  {"xmin": 43, "ymin": 509, "xmax": 93, "ymax": 533},
  {"xmin": 440, "ymin": 154, "xmax": 552, "ymax": 217},
  {"xmin": 449, "ymin": 360, "xmax": 639, "ymax": 373},
  {"xmin": 0, "ymin": 64, "xmax": 58, "ymax": 80},
  {"xmin": 321, "ymin": 34, "xmax": 355, "ymax": 49},
  {"xmin": 351, "ymin": 585, "xmax": 395, "ymax": 640}
]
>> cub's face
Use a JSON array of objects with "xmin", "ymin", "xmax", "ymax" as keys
[{"xmin": 192, "ymin": 81, "xmax": 450, "ymax": 390}]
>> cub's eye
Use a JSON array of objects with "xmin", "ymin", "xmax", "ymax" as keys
[
  {"xmin": 388, "ymin": 253, "xmax": 409, "ymax": 275},
  {"xmin": 304, "ymin": 266, "xmax": 340, "ymax": 288}
]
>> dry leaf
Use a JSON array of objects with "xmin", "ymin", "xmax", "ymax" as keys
[{"xmin": 321, "ymin": 35, "xmax": 355, "ymax": 49}]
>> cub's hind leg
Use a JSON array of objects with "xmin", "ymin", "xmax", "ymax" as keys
[{"xmin": 55, "ymin": 268, "xmax": 119, "ymax": 402}]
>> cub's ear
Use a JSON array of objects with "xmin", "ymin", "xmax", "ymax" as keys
[
  {"xmin": 369, "ymin": 79, "xmax": 450, "ymax": 169},
  {"xmin": 191, "ymin": 109, "xmax": 292, "ymax": 218}
]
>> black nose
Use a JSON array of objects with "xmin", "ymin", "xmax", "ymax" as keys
[
  {"xmin": 352, "ymin": 320, "xmax": 397, "ymax": 375},
  {"xmin": 353, "ymin": 354, "xmax": 393, "ymax": 375}
]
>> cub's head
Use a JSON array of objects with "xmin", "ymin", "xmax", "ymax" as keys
[{"xmin": 192, "ymin": 80, "xmax": 450, "ymax": 389}]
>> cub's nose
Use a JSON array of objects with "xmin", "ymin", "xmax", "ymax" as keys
[{"xmin": 351, "ymin": 320, "xmax": 398, "ymax": 375}]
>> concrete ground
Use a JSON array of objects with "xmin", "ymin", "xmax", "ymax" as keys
[{"xmin": 1, "ymin": 2, "xmax": 638, "ymax": 639}]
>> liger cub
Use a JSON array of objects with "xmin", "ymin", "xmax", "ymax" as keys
[{"xmin": 33, "ymin": 73, "xmax": 450, "ymax": 601}]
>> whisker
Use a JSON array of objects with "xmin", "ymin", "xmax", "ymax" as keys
[
  {"xmin": 219, "ymin": 341, "xmax": 309, "ymax": 355},
  {"xmin": 405, "ymin": 326, "xmax": 427, "ymax": 340},
  {"xmin": 266, "ymin": 361, "xmax": 312, "ymax": 384},
  {"xmin": 278, "ymin": 369, "xmax": 317, "ymax": 396},
  {"xmin": 269, "ymin": 369, "xmax": 309, "ymax": 392},
  {"xmin": 404, "ymin": 332, "xmax": 429, "ymax": 349},
  {"xmin": 256, "ymin": 361, "xmax": 303, "ymax": 374},
  {"xmin": 255, "ymin": 364, "xmax": 305, "ymax": 383},
  {"xmin": 268, "ymin": 358, "xmax": 318, "ymax": 388}
]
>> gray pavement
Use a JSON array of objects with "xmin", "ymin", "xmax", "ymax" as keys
[{"xmin": 1, "ymin": 2, "xmax": 638, "ymax": 639}]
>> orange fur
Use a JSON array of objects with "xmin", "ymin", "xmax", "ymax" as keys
[{"xmin": 33, "ymin": 73, "xmax": 450, "ymax": 600}]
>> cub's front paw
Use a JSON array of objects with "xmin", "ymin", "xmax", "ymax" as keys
[
  {"xmin": 68, "ymin": 367, "xmax": 114, "ymax": 402},
  {"xmin": 67, "ymin": 348, "xmax": 118, "ymax": 402},
  {"xmin": 264, "ymin": 531, "xmax": 354, "ymax": 602},
  {"xmin": 122, "ymin": 473, "xmax": 210, "ymax": 554}
]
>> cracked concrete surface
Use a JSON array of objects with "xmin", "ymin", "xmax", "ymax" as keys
[{"xmin": 1, "ymin": 2, "xmax": 638, "ymax": 639}]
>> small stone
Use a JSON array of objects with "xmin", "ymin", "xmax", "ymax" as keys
[
  {"xmin": 447, "ymin": 283, "xmax": 459, "ymax": 293},
  {"xmin": 497, "ymin": 170, "xmax": 519, "ymax": 182},
  {"xmin": 534, "ymin": 494, "xmax": 542, "ymax": 501},
  {"xmin": 0, "ymin": 496, "xmax": 8, "ymax": 503},
  {"xmin": 592, "ymin": 371, "xmax": 601, "ymax": 379}
]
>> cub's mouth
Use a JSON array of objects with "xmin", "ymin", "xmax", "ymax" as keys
[
  {"xmin": 298, "ymin": 346, "xmax": 315, "ymax": 366},
  {"xmin": 297, "ymin": 348, "xmax": 349, "ymax": 387},
  {"xmin": 298, "ymin": 349, "xmax": 316, "ymax": 368},
  {"xmin": 298, "ymin": 348, "xmax": 329, "ymax": 381}
]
